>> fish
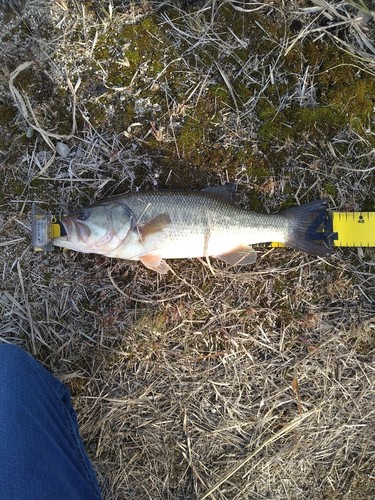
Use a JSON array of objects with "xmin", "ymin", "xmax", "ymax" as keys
[{"xmin": 52, "ymin": 185, "xmax": 333, "ymax": 274}]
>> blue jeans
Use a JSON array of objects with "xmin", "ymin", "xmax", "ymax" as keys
[{"xmin": 0, "ymin": 344, "xmax": 102, "ymax": 499}]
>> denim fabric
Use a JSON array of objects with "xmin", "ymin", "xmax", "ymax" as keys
[{"xmin": 0, "ymin": 344, "xmax": 102, "ymax": 500}]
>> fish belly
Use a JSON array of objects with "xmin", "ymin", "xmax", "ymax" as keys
[{"xmin": 111, "ymin": 223, "xmax": 286, "ymax": 261}]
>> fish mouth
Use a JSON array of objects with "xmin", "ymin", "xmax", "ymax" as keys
[
  {"xmin": 61, "ymin": 215, "xmax": 72, "ymax": 238},
  {"xmin": 52, "ymin": 215, "xmax": 91, "ymax": 249},
  {"xmin": 52, "ymin": 216, "xmax": 71, "ymax": 248}
]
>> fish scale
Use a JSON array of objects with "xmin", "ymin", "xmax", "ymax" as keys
[{"xmin": 119, "ymin": 191, "xmax": 287, "ymax": 242}]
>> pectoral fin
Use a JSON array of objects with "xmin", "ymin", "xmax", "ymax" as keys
[
  {"xmin": 216, "ymin": 246, "xmax": 257, "ymax": 266},
  {"xmin": 139, "ymin": 254, "xmax": 170, "ymax": 274},
  {"xmin": 138, "ymin": 213, "xmax": 171, "ymax": 240}
]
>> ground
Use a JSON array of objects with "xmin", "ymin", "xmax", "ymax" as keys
[{"xmin": 0, "ymin": 1, "xmax": 374, "ymax": 499}]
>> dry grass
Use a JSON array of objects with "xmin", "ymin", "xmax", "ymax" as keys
[{"xmin": 0, "ymin": 1, "xmax": 374, "ymax": 499}]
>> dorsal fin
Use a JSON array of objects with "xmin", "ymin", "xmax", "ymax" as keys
[{"xmin": 202, "ymin": 183, "xmax": 236, "ymax": 202}]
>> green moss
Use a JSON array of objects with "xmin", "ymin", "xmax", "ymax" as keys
[
  {"xmin": 94, "ymin": 16, "xmax": 169, "ymax": 88},
  {"xmin": 81, "ymin": 14, "xmax": 184, "ymax": 132},
  {"xmin": 244, "ymin": 155, "xmax": 272, "ymax": 179},
  {"xmin": 207, "ymin": 85, "xmax": 231, "ymax": 107},
  {"xmin": 326, "ymin": 78, "xmax": 374, "ymax": 132},
  {"xmin": 293, "ymin": 106, "xmax": 344, "ymax": 136},
  {"xmin": 361, "ymin": 195, "xmax": 375, "ymax": 212},
  {"xmin": 2, "ymin": 64, "xmax": 73, "ymax": 142},
  {"xmin": 70, "ymin": 3, "xmax": 375, "ymax": 187},
  {"xmin": 17, "ymin": 2, "xmax": 371, "ymax": 201},
  {"xmin": 11, "ymin": 65, "xmax": 54, "ymax": 103},
  {"xmin": 323, "ymin": 182, "xmax": 338, "ymax": 196},
  {"xmin": 8, "ymin": 178, "xmax": 26, "ymax": 196},
  {"xmin": 284, "ymin": 39, "xmax": 375, "ymax": 143},
  {"xmin": 258, "ymin": 113, "xmax": 291, "ymax": 144},
  {"xmin": 0, "ymin": 104, "xmax": 17, "ymax": 150},
  {"xmin": 0, "ymin": 104, "xmax": 16, "ymax": 127},
  {"xmin": 165, "ymin": 95, "xmax": 224, "ymax": 168}
]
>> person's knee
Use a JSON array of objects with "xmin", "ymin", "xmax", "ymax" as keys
[
  {"xmin": 0, "ymin": 344, "xmax": 33, "ymax": 372},
  {"xmin": 0, "ymin": 344, "xmax": 64, "ymax": 397}
]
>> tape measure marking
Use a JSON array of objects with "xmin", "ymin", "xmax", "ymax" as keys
[{"xmin": 332, "ymin": 211, "xmax": 375, "ymax": 247}]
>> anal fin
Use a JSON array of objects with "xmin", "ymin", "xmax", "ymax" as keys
[{"xmin": 216, "ymin": 246, "xmax": 257, "ymax": 266}]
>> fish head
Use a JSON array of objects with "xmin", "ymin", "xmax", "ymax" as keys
[{"xmin": 53, "ymin": 199, "xmax": 134, "ymax": 254}]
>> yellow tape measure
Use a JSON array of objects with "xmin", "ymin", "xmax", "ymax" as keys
[
  {"xmin": 270, "ymin": 211, "xmax": 375, "ymax": 248},
  {"xmin": 332, "ymin": 212, "xmax": 375, "ymax": 247}
]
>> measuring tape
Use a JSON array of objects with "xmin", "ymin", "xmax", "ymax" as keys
[
  {"xmin": 270, "ymin": 211, "xmax": 375, "ymax": 249},
  {"xmin": 331, "ymin": 211, "xmax": 375, "ymax": 248}
]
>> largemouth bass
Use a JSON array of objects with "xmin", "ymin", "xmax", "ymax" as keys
[{"xmin": 52, "ymin": 185, "xmax": 333, "ymax": 273}]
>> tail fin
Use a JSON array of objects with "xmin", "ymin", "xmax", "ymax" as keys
[{"xmin": 282, "ymin": 200, "xmax": 334, "ymax": 257}]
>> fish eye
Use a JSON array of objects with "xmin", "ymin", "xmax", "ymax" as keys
[{"xmin": 77, "ymin": 210, "xmax": 89, "ymax": 221}]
